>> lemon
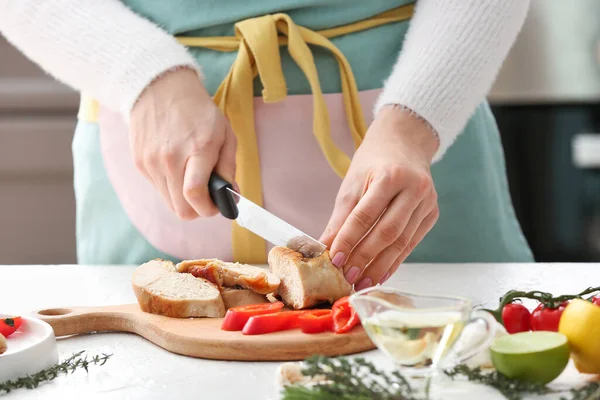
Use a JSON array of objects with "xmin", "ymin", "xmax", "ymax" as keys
[
  {"xmin": 558, "ymin": 298, "xmax": 600, "ymax": 374},
  {"xmin": 490, "ymin": 331, "xmax": 570, "ymax": 384}
]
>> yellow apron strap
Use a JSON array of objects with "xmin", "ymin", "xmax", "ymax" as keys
[
  {"xmin": 78, "ymin": 4, "xmax": 415, "ymax": 264},
  {"xmin": 273, "ymin": 14, "xmax": 352, "ymax": 177},
  {"xmin": 235, "ymin": 16, "xmax": 287, "ymax": 103},
  {"xmin": 213, "ymin": 32, "xmax": 267, "ymax": 264},
  {"xmin": 78, "ymin": 95, "xmax": 99, "ymax": 122}
]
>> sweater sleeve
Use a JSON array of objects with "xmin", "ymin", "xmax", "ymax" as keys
[
  {"xmin": 373, "ymin": 0, "xmax": 531, "ymax": 163},
  {"xmin": 0, "ymin": 0, "xmax": 202, "ymax": 120}
]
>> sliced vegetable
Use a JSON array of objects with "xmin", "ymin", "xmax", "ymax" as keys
[
  {"xmin": 530, "ymin": 301, "xmax": 568, "ymax": 332},
  {"xmin": 221, "ymin": 301, "xmax": 284, "ymax": 331},
  {"xmin": 299, "ymin": 310, "xmax": 333, "ymax": 334},
  {"xmin": 242, "ymin": 311, "xmax": 304, "ymax": 335},
  {"xmin": 0, "ymin": 316, "xmax": 22, "ymax": 338},
  {"xmin": 502, "ymin": 303, "xmax": 531, "ymax": 334},
  {"xmin": 332, "ymin": 296, "xmax": 361, "ymax": 334},
  {"xmin": 591, "ymin": 296, "xmax": 600, "ymax": 306}
]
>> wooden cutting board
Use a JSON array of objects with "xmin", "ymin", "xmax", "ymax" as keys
[{"xmin": 34, "ymin": 304, "xmax": 376, "ymax": 361}]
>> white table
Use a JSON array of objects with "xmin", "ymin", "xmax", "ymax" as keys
[{"xmin": 2, "ymin": 263, "xmax": 598, "ymax": 400}]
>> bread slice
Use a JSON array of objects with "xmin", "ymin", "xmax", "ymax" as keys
[
  {"xmin": 221, "ymin": 287, "xmax": 269, "ymax": 309},
  {"xmin": 0, "ymin": 333, "xmax": 6, "ymax": 355},
  {"xmin": 177, "ymin": 259, "xmax": 280, "ymax": 295},
  {"xmin": 132, "ymin": 259, "xmax": 225, "ymax": 318},
  {"xmin": 268, "ymin": 246, "xmax": 352, "ymax": 309}
]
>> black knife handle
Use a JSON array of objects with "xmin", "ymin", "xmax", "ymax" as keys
[{"xmin": 208, "ymin": 172, "xmax": 239, "ymax": 220}]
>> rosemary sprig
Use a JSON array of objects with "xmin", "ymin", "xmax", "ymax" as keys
[
  {"xmin": 444, "ymin": 364, "xmax": 551, "ymax": 400},
  {"xmin": 281, "ymin": 355, "xmax": 422, "ymax": 400},
  {"xmin": 482, "ymin": 286, "xmax": 600, "ymax": 324},
  {"xmin": 0, "ymin": 351, "xmax": 112, "ymax": 395}
]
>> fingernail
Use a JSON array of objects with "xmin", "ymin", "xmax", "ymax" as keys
[
  {"xmin": 355, "ymin": 277, "xmax": 373, "ymax": 292},
  {"xmin": 331, "ymin": 252, "xmax": 345, "ymax": 268},
  {"xmin": 380, "ymin": 272, "xmax": 390, "ymax": 284},
  {"xmin": 345, "ymin": 266, "xmax": 360, "ymax": 284}
]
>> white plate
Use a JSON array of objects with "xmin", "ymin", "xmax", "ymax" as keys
[{"xmin": 0, "ymin": 313, "xmax": 58, "ymax": 381}]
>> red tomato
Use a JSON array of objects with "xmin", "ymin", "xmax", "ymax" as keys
[
  {"xmin": 501, "ymin": 303, "xmax": 531, "ymax": 334},
  {"xmin": 221, "ymin": 302, "xmax": 284, "ymax": 331},
  {"xmin": 242, "ymin": 311, "xmax": 304, "ymax": 335},
  {"xmin": 0, "ymin": 316, "xmax": 22, "ymax": 338},
  {"xmin": 299, "ymin": 310, "xmax": 333, "ymax": 334},
  {"xmin": 530, "ymin": 301, "xmax": 569, "ymax": 332},
  {"xmin": 332, "ymin": 296, "xmax": 361, "ymax": 334},
  {"xmin": 591, "ymin": 296, "xmax": 600, "ymax": 306}
]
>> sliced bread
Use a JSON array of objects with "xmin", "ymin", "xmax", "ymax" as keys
[
  {"xmin": 177, "ymin": 259, "xmax": 280, "ymax": 295},
  {"xmin": 0, "ymin": 333, "xmax": 6, "ymax": 355},
  {"xmin": 132, "ymin": 259, "xmax": 225, "ymax": 318},
  {"xmin": 221, "ymin": 287, "xmax": 269, "ymax": 309},
  {"xmin": 268, "ymin": 246, "xmax": 352, "ymax": 309}
]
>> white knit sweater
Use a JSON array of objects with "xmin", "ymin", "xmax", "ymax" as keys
[{"xmin": 0, "ymin": 0, "xmax": 530, "ymax": 162}]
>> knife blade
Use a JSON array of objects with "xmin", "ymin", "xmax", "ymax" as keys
[{"xmin": 208, "ymin": 172, "xmax": 327, "ymax": 258}]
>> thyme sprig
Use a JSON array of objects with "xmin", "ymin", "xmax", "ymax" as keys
[
  {"xmin": 444, "ymin": 364, "xmax": 551, "ymax": 400},
  {"xmin": 281, "ymin": 355, "xmax": 422, "ymax": 400},
  {"xmin": 0, "ymin": 351, "xmax": 112, "ymax": 395},
  {"xmin": 482, "ymin": 286, "xmax": 600, "ymax": 324},
  {"xmin": 281, "ymin": 356, "xmax": 600, "ymax": 400}
]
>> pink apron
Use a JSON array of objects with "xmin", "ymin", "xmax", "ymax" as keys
[{"xmin": 97, "ymin": 89, "xmax": 380, "ymax": 262}]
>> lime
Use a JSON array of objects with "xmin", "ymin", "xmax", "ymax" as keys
[
  {"xmin": 558, "ymin": 298, "xmax": 600, "ymax": 374},
  {"xmin": 490, "ymin": 331, "xmax": 570, "ymax": 384}
]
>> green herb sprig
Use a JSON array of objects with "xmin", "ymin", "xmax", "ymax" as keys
[
  {"xmin": 0, "ymin": 351, "xmax": 112, "ymax": 395},
  {"xmin": 444, "ymin": 364, "xmax": 551, "ymax": 400},
  {"xmin": 482, "ymin": 286, "xmax": 600, "ymax": 324},
  {"xmin": 562, "ymin": 381, "xmax": 600, "ymax": 400},
  {"xmin": 281, "ymin": 355, "xmax": 422, "ymax": 400}
]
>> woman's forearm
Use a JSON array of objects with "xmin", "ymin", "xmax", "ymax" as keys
[
  {"xmin": 374, "ymin": 0, "xmax": 531, "ymax": 162},
  {"xmin": 0, "ymin": 0, "xmax": 201, "ymax": 119}
]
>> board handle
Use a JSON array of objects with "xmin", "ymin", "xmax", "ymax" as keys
[{"xmin": 34, "ymin": 305, "xmax": 139, "ymax": 337}]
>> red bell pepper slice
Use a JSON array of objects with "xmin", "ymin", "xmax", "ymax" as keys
[
  {"xmin": 0, "ymin": 316, "xmax": 22, "ymax": 338},
  {"xmin": 221, "ymin": 302, "xmax": 284, "ymax": 331},
  {"xmin": 242, "ymin": 311, "xmax": 304, "ymax": 335},
  {"xmin": 299, "ymin": 309, "xmax": 333, "ymax": 334},
  {"xmin": 332, "ymin": 296, "xmax": 361, "ymax": 334}
]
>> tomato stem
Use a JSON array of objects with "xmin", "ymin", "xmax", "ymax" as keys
[{"xmin": 481, "ymin": 286, "xmax": 600, "ymax": 325}]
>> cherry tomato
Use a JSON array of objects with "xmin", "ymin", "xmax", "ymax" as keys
[
  {"xmin": 299, "ymin": 310, "xmax": 333, "ymax": 334},
  {"xmin": 530, "ymin": 301, "xmax": 569, "ymax": 332},
  {"xmin": 591, "ymin": 296, "xmax": 600, "ymax": 306},
  {"xmin": 502, "ymin": 303, "xmax": 531, "ymax": 334},
  {"xmin": 242, "ymin": 311, "xmax": 304, "ymax": 335},
  {"xmin": 221, "ymin": 301, "xmax": 284, "ymax": 331},
  {"xmin": 332, "ymin": 296, "xmax": 361, "ymax": 334},
  {"xmin": 0, "ymin": 316, "xmax": 22, "ymax": 338}
]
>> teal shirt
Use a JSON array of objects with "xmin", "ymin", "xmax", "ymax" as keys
[{"xmin": 72, "ymin": 0, "xmax": 533, "ymax": 265}]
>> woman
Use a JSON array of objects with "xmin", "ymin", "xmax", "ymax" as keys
[{"xmin": 0, "ymin": 0, "xmax": 533, "ymax": 291}]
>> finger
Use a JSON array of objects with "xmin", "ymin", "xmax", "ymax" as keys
[
  {"xmin": 150, "ymin": 172, "xmax": 176, "ymax": 213},
  {"xmin": 164, "ymin": 150, "xmax": 199, "ymax": 220},
  {"xmin": 358, "ymin": 207, "xmax": 439, "ymax": 290},
  {"xmin": 215, "ymin": 125, "xmax": 237, "ymax": 184},
  {"xmin": 183, "ymin": 152, "xmax": 219, "ymax": 217},
  {"xmin": 318, "ymin": 181, "xmax": 362, "ymax": 267},
  {"xmin": 328, "ymin": 183, "xmax": 398, "ymax": 270},
  {"xmin": 342, "ymin": 190, "xmax": 423, "ymax": 284}
]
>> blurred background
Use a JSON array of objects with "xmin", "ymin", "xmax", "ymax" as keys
[{"xmin": 1, "ymin": 0, "xmax": 600, "ymax": 265}]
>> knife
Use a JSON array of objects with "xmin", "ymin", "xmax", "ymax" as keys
[{"xmin": 208, "ymin": 172, "xmax": 327, "ymax": 258}]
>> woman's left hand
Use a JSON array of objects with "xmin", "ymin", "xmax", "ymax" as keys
[{"xmin": 320, "ymin": 105, "xmax": 440, "ymax": 291}]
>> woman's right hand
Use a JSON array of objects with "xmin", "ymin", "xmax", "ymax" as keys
[{"xmin": 129, "ymin": 67, "xmax": 237, "ymax": 220}]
